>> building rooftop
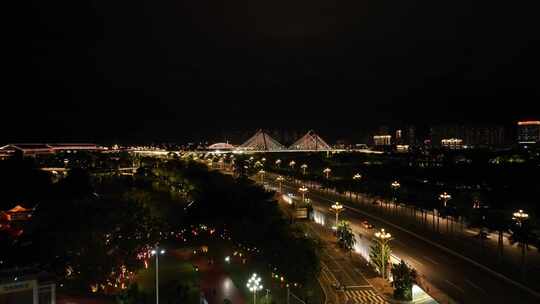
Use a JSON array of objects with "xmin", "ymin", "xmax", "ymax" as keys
[
  {"xmin": 0, "ymin": 144, "xmax": 53, "ymax": 151},
  {"xmin": 0, "ymin": 268, "xmax": 55, "ymax": 285}
]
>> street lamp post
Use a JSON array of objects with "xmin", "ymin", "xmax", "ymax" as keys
[
  {"xmin": 513, "ymin": 209, "xmax": 529, "ymax": 226},
  {"xmin": 331, "ymin": 202, "xmax": 344, "ymax": 230},
  {"xmin": 150, "ymin": 247, "xmax": 166, "ymax": 304},
  {"xmin": 289, "ymin": 161, "xmax": 297, "ymax": 184},
  {"xmin": 323, "ymin": 168, "xmax": 332, "ymax": 179},
  {"xmin": 437, "ymin": 192, "xmax": 452, "ymax": 233},
  {"xmin": 512, "ymin": 209, "xmax": 529, "ymax": 277},
  {"xmin": 301, "ymin": 164, "xmax": 308, "ymax": 175},
  {"xmin": 439, "ymin": 192, "xmax": 452, "ymax": 207},
  {"xmin": 276, "ymin": 176, "xmax": 284, "ymax": 193},
  {"xmin": 289, "ymin": 160, "xmax": 296, "ymax": 169},
  {"xmin": 373, "ymin": 229, "xmax": 392, "ymax": 279},
  {"xmin": 352, "ymin": 173, "xmax": 362, "ymax": 201},
  {"xmin": 247, "ymin": 273, "xmax": 263, "ymax": 304},
  {"xmin": 299, "ymin": 185, "xmax": 308, "ymax": 202},
  {"xmin": 391, "ymin": 181, "xmax": 401, "ymax": 215}
]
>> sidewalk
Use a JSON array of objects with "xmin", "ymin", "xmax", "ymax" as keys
[{"xmin": 307, "ymin": 223, "xmax": 394, "ymax": 301}]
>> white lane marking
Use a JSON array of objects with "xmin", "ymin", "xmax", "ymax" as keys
[
  {"xmin": 465, "ymin": 279, "xmax": 487, "ymax": 294},
  {"xmin": 405, "ymin": 256, "xmax": 423, "ymax": 266},
  {"xmin": 346, "ymin": 285, "xmax": 372, "ymax": 288},
  {"xmin": 423, "ymin": 256, "xmax": 439, "ymax": 265},
  {"xmin": 445, "ymin": 280, "xmax": 465, "ymax": 293}
]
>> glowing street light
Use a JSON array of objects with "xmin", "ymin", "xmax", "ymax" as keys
[
  {"xmin": 513, "ymin": 209, "xmax": 529, "ymax": 226},
  {"xmin": 390, "ymin": 181, "xmax": 401, "ymax": 213},
  {"xmin": 299, "ymin": 185, "xmax": 308, "ymax": 202},
  {"xmin": 300, "ymin": 164, "xmax": 308, "ymax": 175},
  {"xmin": 323, "ymin": 168, "xmax": 332, "ymax": 179},
  {"xmin": 289, "ymin": 160, "xmax": 296, "ymax": 169},
  {"xmin": 439, "ymin": 192, "xmax": 452, "ymax": 207},
  {"xmin": 246, "ymin": 273, "xmax": 263, "ymax": 304},
  {"xmin": 276, "ymin": 176, "xmax": 285, "ymax": 193},
  {"xmin": 374, "ymin": 228, "xmax": 392, "ymax": 240},
  {"xmin": 373, "ymin": 228, "xmax": 392, "ymax": 279},
  {"xmin": 351, "ymin": 173, "xmax": 362, "ymax": 201},
  {"xmin": 512, "ymin": 209, "xmax": 530, "ymax": 277},
  {"xmin": 331, "ymin": 202, "xmax": 344, "ymax": 229},
  {"xmin": 150, "ymin": 247, "xmax": 166, "ymax": 304}
]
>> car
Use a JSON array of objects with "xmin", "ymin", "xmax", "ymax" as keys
[{"xmin": 362, "ymin": 220, "xmax": 374, "ymax": 229}]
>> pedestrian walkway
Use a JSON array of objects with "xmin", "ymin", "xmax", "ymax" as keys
[
  {"xmin": 344, "ymin": 289, "xmax": 387, "ymax": 304},
  {"xmin": 301, "ymin": 222, "xmax": 391, "ymax": 304}
]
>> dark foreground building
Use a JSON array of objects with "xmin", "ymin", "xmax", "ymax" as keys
[{"xmin": 0, "ymin": 269, "xmax": 55, "ymax": 304}]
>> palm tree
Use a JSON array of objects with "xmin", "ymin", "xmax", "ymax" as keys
[
  {"xmin": 391, "ymin": 261, "xmax": 417, "ymax": 301},
  {"xmin": 337, "ymin": 221, "xmax": 356, "ymax": 257}
]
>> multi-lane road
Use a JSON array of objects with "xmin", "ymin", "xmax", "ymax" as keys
[{"xmin": 266, "ymin": 176, "xmax": 540, "ymax": 304}]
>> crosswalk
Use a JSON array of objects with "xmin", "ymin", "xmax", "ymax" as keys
[{"xmin": 344, "ymin": 289, "xmax": 387, "ymax": 304}]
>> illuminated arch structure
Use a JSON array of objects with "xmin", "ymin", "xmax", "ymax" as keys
[
  {"xmin": 289, "ymin": 130, "xmax": 331, "ymax": 151},
  {"xmin": 239, "ymin": 130, "xmax": 286, "ymax": 151}
]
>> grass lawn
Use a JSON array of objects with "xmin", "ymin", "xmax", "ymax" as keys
[
  {"xmin": 224, "ymin": 256, "xmax": 324, "ymax": 304},
  {"xmin": 136, "ymin": 253, "xmax": 200, "ymax": 304}
]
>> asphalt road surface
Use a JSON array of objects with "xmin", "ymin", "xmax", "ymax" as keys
[{"xmin": 271, "ymin": 178, "xmax": 540, "ymax": 304}]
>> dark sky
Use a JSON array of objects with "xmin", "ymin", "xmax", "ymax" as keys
[{"xmin": 4, "ymin": 0, "xmax": 540, "ymax": 143}]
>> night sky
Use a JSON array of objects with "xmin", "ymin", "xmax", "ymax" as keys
[{"xmin": 4, "ymin": 1, "xmax": 540, "ymax": 143}]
